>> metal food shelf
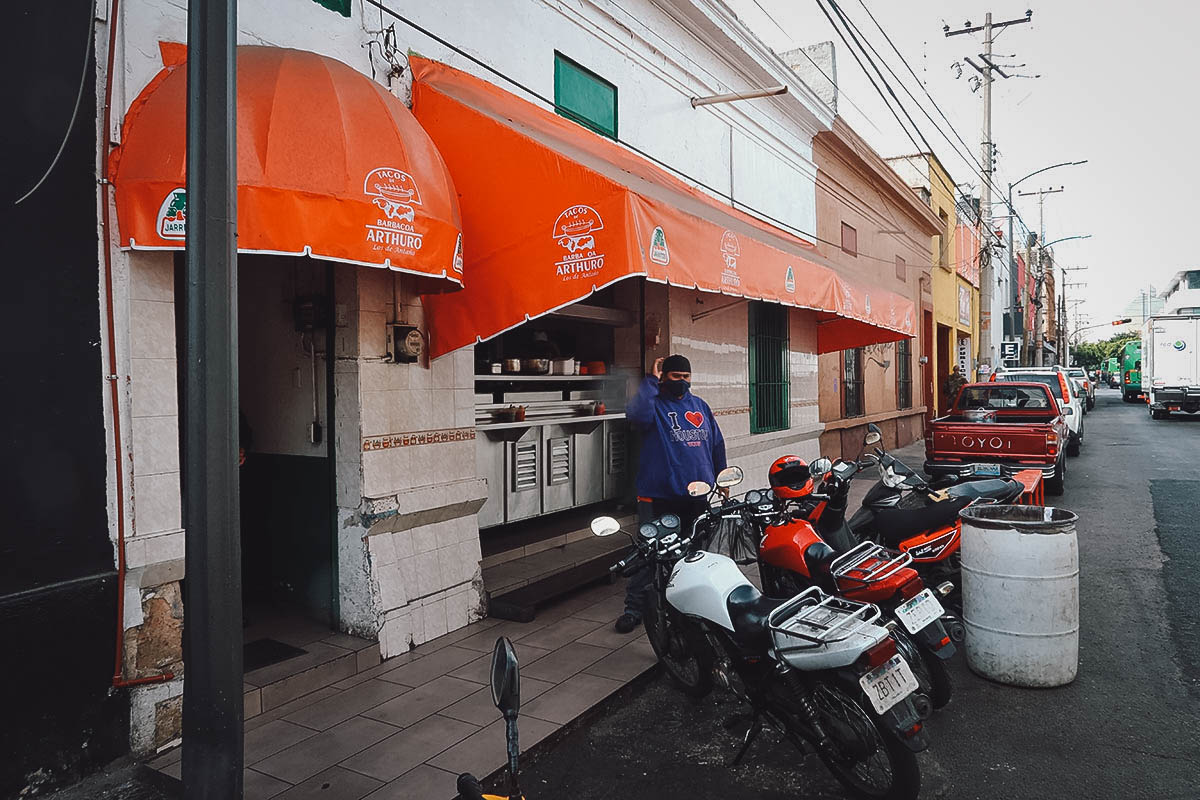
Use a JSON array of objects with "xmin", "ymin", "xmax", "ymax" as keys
[{"xmin": 767, "ymin": 586, "xmax": 881, "ymax": 652}]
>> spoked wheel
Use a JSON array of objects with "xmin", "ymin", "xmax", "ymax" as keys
[
  {"xmin": 893, "ymin": 629, "xmax": 951, "ymax": 710},
  {"xmin": 644, "ymin": 590, "xmax": 713, "ymax": 698},
  {"xmin": 810, "ymin": 684, "xmax": 921, "ymax": 800}
]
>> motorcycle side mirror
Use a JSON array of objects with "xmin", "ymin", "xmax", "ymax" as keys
[
  {"xmin": 687, "ymin": 481, "xmax": 712, "ymax": 497},
  {"xmin": 490, "ymin": 636, "xmax": 521, "ymax": 718},
  {"xmin": 715, "ymin": 466, "xmax": 744, "ymax": 489},
  {"xmin": 809, "ymin": 457, "xmax": 832, "ymax": 479},
  {"xmin": 590, "ymin": 516, "xmax": 622, "ymax": 537},
  {"xmin": 865, "ymin": 423, "xmax": 882, "ymax": 446}
]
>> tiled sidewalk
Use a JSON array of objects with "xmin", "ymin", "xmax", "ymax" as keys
[{"xmin": 150, "ymin": 580, "xmax": 654, "ymax": 800}]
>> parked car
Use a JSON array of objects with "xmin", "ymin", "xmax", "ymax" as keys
[
  {"xmin": 1067, "ymin": 367, "xmax": 1095, "ymax": 410},
  {"xmin": 924, "ymin": 381, "xmax": 1070, "ymax": 495},
  {"xmin": 990, "ymin": 366, "xmax": 1085, "ymax": 455}
]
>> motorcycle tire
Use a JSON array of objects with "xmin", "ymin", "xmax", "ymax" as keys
[
  {"xmin": 894, "ymin": 630, "xmax": 951, "ymax": 711},
  {"xmin": 806, "ymin": 684, "xmax": 921, "ymax": 800},
  {"xmin": 643, "ymin": 590, "xmax": 713, "ymax": 698}
]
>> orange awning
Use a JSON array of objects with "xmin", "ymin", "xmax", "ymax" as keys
[
  {"xmin": 110, "ymin": 46, "xmax": 464, "ymax": 284},
  {"xmin": 411, "ymin": 57, "xmax": 915, "ymax": 357}
]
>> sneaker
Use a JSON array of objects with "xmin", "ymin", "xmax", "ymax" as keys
[{"xmin": 614, "ymin": 613, "xmax": 640, "ymax": 634}]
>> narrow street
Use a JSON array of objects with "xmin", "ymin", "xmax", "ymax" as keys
[{"xmin": 516, "ymin": 387, "xmax": 1200, "ymax": 799}]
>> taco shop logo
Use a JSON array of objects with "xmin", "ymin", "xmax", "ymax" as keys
[
  {"xmin": 649, "ymin": 226, "xmax": 670, "ymax": 265},
  {"xmin": 720, "ymin": 231, "xmax": 741, "ymax": 287},
  {"xmin": 156, "ymin": 188, "xmax": 187, "ymax": 239},
  {"xmin": 784, "ymin": 265, "xmax": 795, "ymax": 294},
  {"xmin": 364, "ymin": 167, "xmax": 424, "ymax": 257},
  {"xmin": 553, "ymin": 204, "xmax": 605, "ymax": 281}
]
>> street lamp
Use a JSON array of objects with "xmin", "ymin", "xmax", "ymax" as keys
[
  {"xmin": 1041, "ymin": 234, "xmax": 1092, "ymax": 249},
  {"xmin": 1004, "ymin": 160, "xmax": 1087, "ymax": 366}
]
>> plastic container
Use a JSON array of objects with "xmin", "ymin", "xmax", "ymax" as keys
[{"xmin": 959, "ymin": 504, "xmax": 1080, "ymax": 687}]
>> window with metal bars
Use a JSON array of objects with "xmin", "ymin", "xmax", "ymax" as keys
[
  {"xmin": 843, "ymin": 348, "xmax": 864, "ymax": 417},
  {"xmin": 749, "ymin": 302, "xmax": 789, "ymax": 434},
  {"xmin": 896, "ymin": 339, "xmax": 913, "ymax": 410}
]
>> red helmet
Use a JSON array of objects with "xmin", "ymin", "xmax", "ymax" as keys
[{"xmin": 769, "ymin": 455, "xmax": 813, "ymax": 499}]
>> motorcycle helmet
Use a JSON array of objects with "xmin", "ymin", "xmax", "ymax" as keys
[{"xmin": 769, "ymin": 455, "xmax": 814, "ymax": 499}]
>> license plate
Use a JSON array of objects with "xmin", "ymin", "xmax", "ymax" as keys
[
  {"xmin": 971, "ymin": 463, "xmax": 1001, "ymax": 476},
  {"xmin": 894, "ymin": 589, "xmax": 944, "ymax": 635},
  {"xmin": 859, "ymin": 653, "xmax": 919, "ymax": 714}
]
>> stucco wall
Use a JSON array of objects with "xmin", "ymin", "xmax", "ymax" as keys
[
  {"xmin": 104, "ymin": 0, "xmax": 834, "ymax": 751},
  {"xmin": 657, "ymin": 286, "xmax": 823, "ymax": 477},
  {"xmin": 812, "ymin": 127, "xmax": 936, "ymax": 457}
]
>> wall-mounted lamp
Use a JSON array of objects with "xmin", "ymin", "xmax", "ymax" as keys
[
  {"xmin": 918, "ymin": 356, "xmax": 930, "ymax": 365},
  {"xmin": 868, "ymin": 356, "xmax": 892, "ymax": 370}
]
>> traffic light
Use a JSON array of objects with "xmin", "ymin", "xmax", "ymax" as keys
[{"xmin": 1111, "ymin": 318, "xmax": 1132, "ymax": 325}]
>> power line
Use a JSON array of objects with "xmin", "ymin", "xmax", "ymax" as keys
[
  {"xmin": 818, "ymin": 0, "xmax": 962, "ymax": 267},
  {"xmin": 746, "ymin": 0, "xmax": 885, "ymax": 134},
  {"xmin": 360, "ymin": 0, "xmax": 931, "ymax": 267},
  {"xmin": 849, "ymin": 0, "xmax": 1031, "ymax": 232}
]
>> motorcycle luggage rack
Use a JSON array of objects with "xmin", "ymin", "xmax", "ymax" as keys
[
  {"xmin": 767, "ymin": 586, "xmax": 880, "ymax": 652},
  {"xmin": 829, "ymin": 541, "xmax": 912, "ymax": 584}
]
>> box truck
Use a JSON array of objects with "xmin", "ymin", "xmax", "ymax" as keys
[{"xmin": 1144, "ymin": 314, "xmax": 1200, "ymax": 419}]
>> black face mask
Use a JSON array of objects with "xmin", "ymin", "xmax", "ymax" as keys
[{"xmin": 662, "ymin": 379, "xmax": 689, "ymax": 399}]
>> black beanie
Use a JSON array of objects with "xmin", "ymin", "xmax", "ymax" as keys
[{"xmin": 662, "ymin": 354, "xmax": 691, "ymax": 374}]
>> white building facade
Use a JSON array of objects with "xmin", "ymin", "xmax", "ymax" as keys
[{"xmin": 99, "ymin": 0, "xmax": 850, "ymax": 752}]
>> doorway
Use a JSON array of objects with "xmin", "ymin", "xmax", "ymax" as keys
[
  {"xmin": 936, "ymin": 323, "xmax": 952, "ymax": 416},
  {"xmin": 236, "ymin": 255, "xmax": 336, "ymax": 634}
]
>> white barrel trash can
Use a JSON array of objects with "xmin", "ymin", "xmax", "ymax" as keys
[{"xmin": 959, "ymin": 505, "xmax": 1079, "ymax": 687}]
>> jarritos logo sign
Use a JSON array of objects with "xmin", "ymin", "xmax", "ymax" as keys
[
  {"xmin": 553, "ymin": 204, "xmax": 605, "ymax": 281},
  {"xmin": 649, "ymin": 226, "xmax": 670, "ymax": 265},
  {"xmin": 720, "ymin": 231, "xmax": 741, "ymax": 288},
  {"xmin": 156, "ymin": 188, "xmax": 187, "ymax": 240},
  {"xmin": 364, "ymin": 167, "xmax": 424, "ymax": 258}
]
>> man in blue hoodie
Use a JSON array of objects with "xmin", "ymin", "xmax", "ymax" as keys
[{"xmin": 615, "ymin": 354, "xmax": 727, "ymax": 633}]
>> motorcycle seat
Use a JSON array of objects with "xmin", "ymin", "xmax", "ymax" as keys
[
  {"xmin": 876, "ymin": 497, "xmax": 971, "ymax": 546},
  {"xmin": 726, "ymin": 584, "xmax": 787, "ymax": 649},
  {"xmin": 945, "ymin": 478, "xmax": 1023, "ymax": 502}
]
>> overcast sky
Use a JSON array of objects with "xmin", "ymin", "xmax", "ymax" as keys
[{"xmin": 724, "ymin": 0, "xmax": 1196, "ymax": 341}]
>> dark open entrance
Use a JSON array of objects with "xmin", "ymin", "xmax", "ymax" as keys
[
  {"xmin": 177, "ymin": 253, "xmax": 339, "ymax": 671},
  {"xmin": 237, "ymin": 255, "xmax": 336, "ymax": 630}
]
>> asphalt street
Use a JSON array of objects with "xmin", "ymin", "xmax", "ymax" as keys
[{"xmin": 512, "ymin": 387, "xmax": 1200, "ymax": 799}]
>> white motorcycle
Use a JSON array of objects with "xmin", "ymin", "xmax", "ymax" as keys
[{"xmin": 593, "ymin": 471, "xmax": 928, "ymax": 800}]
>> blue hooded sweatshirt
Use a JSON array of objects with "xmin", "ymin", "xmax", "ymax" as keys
[{"xmin": 627, "ymin": 375, "xmax": 727, "ymax": 499}]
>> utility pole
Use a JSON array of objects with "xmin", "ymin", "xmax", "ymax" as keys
[
  {"xmin": 948, "ymin": 9, "xmax": 1033, "ymax": 375},
  {"xmin": 1020, "ymin": 186, "xmax": 1063, "ymax": 366},
  {"xmin": 1059, "ymin": 267, "xmax": 1088, "ymax": 364},
  {"xmin": 182, "ymin": 0, "xmax": 242, "ymax": 796}
]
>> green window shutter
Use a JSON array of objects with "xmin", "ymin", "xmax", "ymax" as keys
[
  {"xmin": 749, "ymin": 302, "xmax": 790, "ymax": 434},
  {"xmin": 554, "ymin": 53, "xmax": 617, "ymax": 138},
  {"xmin": 311, "ymin": 0, "xmax": 350, "ymax": 16}
]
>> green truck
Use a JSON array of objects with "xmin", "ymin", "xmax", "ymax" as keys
[
  {"xmin": 1102, "ymin": 356, "xmax": 1120, "ymax": 387},
  {"xmin": 1121, "ymin": 341, "xmax": 1143, "ymax": 402}
]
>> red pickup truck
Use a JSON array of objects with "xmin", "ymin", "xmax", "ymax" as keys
[{"xmin": 924, "ymin": 382, "xmax": 1069, "ymax": 495}]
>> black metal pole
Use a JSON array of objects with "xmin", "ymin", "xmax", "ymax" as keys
[{"xmin": 182, "ymin": 0, "xmax": 241, "ymax": 796}]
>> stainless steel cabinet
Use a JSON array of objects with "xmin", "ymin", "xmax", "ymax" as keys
[{"xmin": 506, "ymin": 427, "xmax": 542, "ymax": 522}]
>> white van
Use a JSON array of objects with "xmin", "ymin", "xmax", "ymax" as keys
[{"xmin": 1143, "ymin": 314, "xmax": 1200, "ymax": 419}]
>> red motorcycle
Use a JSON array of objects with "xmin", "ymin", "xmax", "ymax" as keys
[
  {"xmin": 738, "ymin": 457, "xmax": 958, "ymax": 712},
  {"xmin": 839, "ymin": 425, "xmax": 1024, "ymax": 612}
]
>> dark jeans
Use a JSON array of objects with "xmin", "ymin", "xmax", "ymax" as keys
[{"xmin": 623, "ymin": 496, "xmax": 709, "ymax": 619}]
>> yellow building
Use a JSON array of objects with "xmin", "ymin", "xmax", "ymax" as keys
[{"xmin": 885, "ymin": 153, "xmax": 979, "ymax": 415}]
